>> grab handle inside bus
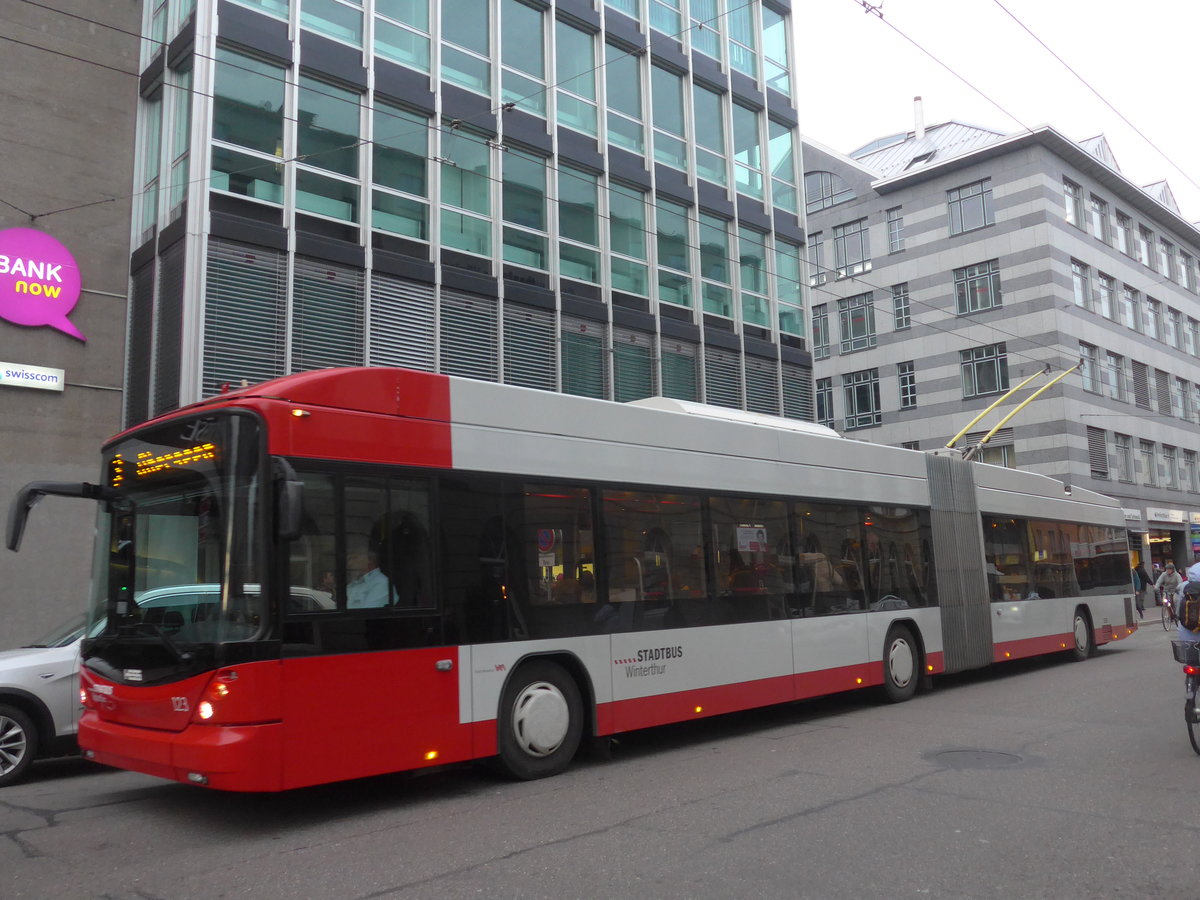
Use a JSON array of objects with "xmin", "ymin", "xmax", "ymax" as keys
[{"xmin": 7, "ymin": 481, "xmax": 123, "ymax": 552}]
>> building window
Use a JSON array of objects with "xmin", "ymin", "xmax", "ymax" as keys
[
  {"xmin": 833, "ymin": 218, "xmax": 870, "ymax": 277},
  {"xmin": 501, "ymin": 0, "xmax": 545, "ymax": 115},
  {"xmin": 961, "ymin": 343, "xmax": 1009, "ymax": 398},
  {"xmin": 1063, "ymin": 178, "xmax": 1084, "ymax": 227},
  {"xmin": 1161, "ymin": 446, "xmax": 1180, "ymax": 489},
  {"xmin": 559, "ymin": 166, "xmax": 600, "ymax": 283},
  {"xmin": 815, "ymin": 377, "xmax": 834, "ymax": 429},
  {"xmin": 1181, "ymin": 252, "xmax": 1196, "ymax": 291},
  {"xmin": 1140, "ymin": 440, "xmax": 1157, "ymax": 487},
  {"xmin": 1155, "ymin": 369, "xmax": 1173, "ymax": 416},
  {"xmin": 892, "ymin": 283, "xmax": 911, "ymax": 329},
  {"xmin": 212, "ymin": 48, "xmax": 285, "ymax": 157},
  {"xmin": 900, "ymin": 440, "xmax": 919, "ymax": 451},
  {"xmin": 440, "ymin": 123, "xmax": 491, "ymax": 256},
  {"xmin": 688, "ymin": 0, "xmax": 722, "ymax": 61},
  {"xmin": 1086, "ymin": 427, "xmax": 1108, "ymax": 479},
  {"xmin": 1104, "ymin": 351, "xmax": 1127, "ymax": 402},
  {"xmin": 732, "ymin": 103, "xmax": 764, "ymax": 200},
  {"xmin": 898, "ymin": 361, "xmax": 916, "ymax": 409},
  {"xmin": 609, "ymin": 182, "xmax": 649, "ymax": 297},
  {"xmin": 1115, "ymin": 212, "xmax": 1133, "ymax": 255},
  {"xmin": 1136, "ymin": 225, "xmax": 1153, "ymax": 268},
  {"xmin": 1184, "ymin": 450, "xmax": 1199, "ymax": 493},
  {"xmin": 738, "ymin": 227, "xmax": 770, "ymax": 327},
  {"xmin": 692, "ymin": 83, "xmax": 726, "ymax": 186},
  {"xmin": 954, "ymin": 259, "xmax": 1001, "ymax": 314},
  {"xmin": 1120, "ymin": 285, "xmax": 1140, "ymax": 331},
  {"xmin": 556, "ymin": 21, "xmax": 597, "ymax": 137},
  {"xmin": 296, "ymin": 75, "xmax": 361, "ymax": 222},
  {"xmin": 1079, "ymin": 343, "xmax": 1100, "ymax": 393},
  {"xmin": 1159, "ymin": 239, "xmax": 1176, "ymax": 280},
  {"xmin": 377, "ymin": 0, "xmax": 432, "ymax": 74},
  {"xmin": 1115, "ymin": 433, "xmax": 1133, "ymax": 482},
  {"xmin": 1070, "ymin": 260, "xmax": 1091, "ymax": 309},
  {"xmin": 761, "ymin": 5, "xmax": 792, "ymax": 95},
  {"xmin": 727, "ymin": 0, "xmax": 757, "ymax": 78},
  {"xmin": 886, "ymin": 207, "xmax": 904, "ymax": 252},
  {"xmin": 651, "ymin": 66, "xmax": 687, "ymax": 171},
  {"xmin": 947, "ymin": 178, "xmax": 993, "ymax": 234},
  {"xmin": 842, "ymin": 368, "xmax": 881, "ymax": 429},
  {"xmin": 838, "ymin": 292, "xmax": 876, "ymax": 352},
  {"xmin": 1167, "ymin": 308, "xmax": 1183, "ymax": 349},
  {"xmin": 804, "ymin": 171, "xmax": 854, "ymax": 214},
  {"xmin": 1096, "ymin": 273, "xmax": 1116, "ymax": 320},
  {"xmin": 698, "ymin": 214, "xmax": 733, "ymax": 318},
  {"xmin": 501, "ymin": 149, "xmax": 549, "ymax": 270},
  {"xmin": 649, "ymin": 0, "xmax": 680, "ymax": 34},
  {"xmin": 441, "ymin": 0, "xmax": 491, "ymax": 93},
  {"xmin": 372, "ymin": 102, "xmax": 429, "ymax": 240},
  {"xmin": 1143, "ymin": 297, "xmax": 1163, "ymax": 341},
  {"xmin": 812, "ymin": 304, "xmax": 830, "ymax": 359},
  {"xmin": 1176, "ymin": 377, "xmax": 1191, "ymax": 421},
  {"xmin": 1089, "ymin": 195, "xmax": 1110, "ymax": 244},
  {"xmin": 302, "ymin": 0, "xmax": 363, "ymax": 45},
  {"xmin": 807, "ymin": 233, "xmax": 825, "ymax": 286},
  {"xmin": 655, "ymin": 197, "xmax": 692, "ymax": 307},
  {"xmin": 1187, "ymin": 318, "xmax": 1200, "ymax": 356},
  {"xmin": 605, "ymin": 43, "xmax": 644, "ymax": 153},
  {"xmin": 775, "ymin": 240, "xmax": 804, "ymax": 337},
  {"xmin": 768, "ymin": 119, "xmax": 798, "ymax": 213}
]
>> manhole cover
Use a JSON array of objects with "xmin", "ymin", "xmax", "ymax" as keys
[{"xmin": 932, "ymin": 750, "xmax": 1023, "ymax": 769}]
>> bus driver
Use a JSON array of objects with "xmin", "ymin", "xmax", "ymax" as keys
[{"xmin": 346, "ymin": 540, "xmax": 393, "ymax": 608}]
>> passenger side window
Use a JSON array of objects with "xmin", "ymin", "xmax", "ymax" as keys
[
  {"xmin": 791, "ymin": 501, "xmax": 867, "ymax": 615},
  {"xmin": 602, "ymin": 490, "xmax": 706, "ymax": 630},
  {"xmin": 708, "ymin": 495, "xmax": 790, "ymax": 622}
]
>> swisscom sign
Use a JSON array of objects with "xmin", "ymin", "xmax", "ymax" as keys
[{"xmin": 0, "ymin": 227, "xmax": 85, "ymax": 341}]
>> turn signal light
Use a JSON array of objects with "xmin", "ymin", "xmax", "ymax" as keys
[{"xmin": 424, "ymin": 750, "xmax": 439, "ymax": 761}]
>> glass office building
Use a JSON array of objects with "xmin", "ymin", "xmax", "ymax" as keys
[{"xmin": 127, "ymin": 0, "xmax": 812, "ymax": 424}]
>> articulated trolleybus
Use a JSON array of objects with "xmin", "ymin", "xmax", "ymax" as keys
[{"xmin": 8, "ymin": 367, "xmax": 1135, "ymax": 791}]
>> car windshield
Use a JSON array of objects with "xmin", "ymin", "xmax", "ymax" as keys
[
  {"xmin": 24, "ymin": 615, "xmax": 87, "ymax": 648},
  {"xmin": 86, "ymin": 413, "xmax": 268, "ymax": 654}
]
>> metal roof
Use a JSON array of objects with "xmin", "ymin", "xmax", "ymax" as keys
[{"xmin": 851, "ymin": 121, "xmax": 1007, "ymax": 178}]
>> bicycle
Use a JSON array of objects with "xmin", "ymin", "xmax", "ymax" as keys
[
  {"xmin": 1171, "ymin": 640, "xmax": 1200, "ymax": 755},
  {"xmin": 1163, "ymin": 593, "xmax": 1178, "ymax": 631}
]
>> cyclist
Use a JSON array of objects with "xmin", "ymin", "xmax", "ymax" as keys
[
  {"xmin": 1176, "ymin": 562, "xmax": 1200, "ymax": 643},
  {"xmin": 1157, "ymin": 562, "xmax": 1182, "ymax": 614}
]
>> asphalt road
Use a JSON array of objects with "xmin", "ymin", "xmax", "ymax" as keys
[{"xmin": 1, "ymin": 623, "xmax": 1193, "ymax": 900}]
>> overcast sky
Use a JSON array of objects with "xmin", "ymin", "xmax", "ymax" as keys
[{"xmin": 795, "ymin": 0, "xmax": 1200, "ymax": 224}]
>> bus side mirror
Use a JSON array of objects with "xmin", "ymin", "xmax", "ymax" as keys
[
  {"xmin": 7, "ymin": 481, "xmax": 121, "ymax": 552},
  {"xmin": 273, "ymin": 459, "xmax": 304, "ymax": 542},
  {"xmin": 277, "ymin": 480, "xmax": 304, "ymax": 542}
]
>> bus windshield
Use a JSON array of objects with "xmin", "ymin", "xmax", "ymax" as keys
[{"xmin": 84, "ymin": 412, "xmax": 268, "ymax": 675}]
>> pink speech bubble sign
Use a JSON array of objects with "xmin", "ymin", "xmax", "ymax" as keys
[{"xmin": 0, "ymin": 227, "xmax": 85, "ymax": 341}]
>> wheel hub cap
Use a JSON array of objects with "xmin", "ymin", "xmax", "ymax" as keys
[
  {"xmin": 889, "ymin": 639, "xmax": 914, "ymax": 688},
  {"xmin": 512, "ymin": 681, "xmax": 569, "ymax": 757}
]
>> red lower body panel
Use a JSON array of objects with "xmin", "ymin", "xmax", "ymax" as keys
[{"xmin": 82, "ymin": 714, "xmax": 285, "ymax": 792}]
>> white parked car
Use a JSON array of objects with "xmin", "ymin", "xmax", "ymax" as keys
[
  {"xmin": 0, "ymin": 616, "xmax": 86, "ymax": 788},
  {"xmin": 0, "ymin": 584, "xmax": 332, "ymax": 787}
]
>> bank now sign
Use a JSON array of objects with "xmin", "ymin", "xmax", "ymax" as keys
[
  {"xmin": 1, "ymin": 362, "xmax": 65, "ymax": 392},
  {"xmin": 0, "ymin": 227, "xmax": 85, "ymax": 341}
]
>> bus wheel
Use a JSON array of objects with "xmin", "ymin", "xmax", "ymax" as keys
[
  {"xmin": 0, "ymin": 704, "xmax": 37, "ymax": 788},
  {"xmin": 497, "ymin": 661, "xmax": 583, "ymax": 780},
  {"xmin": 883, "ymin": 626, "xmax": 919, "ymax": 703},
  {"xmin": 1071, "ymin": 609, "xmax": 1095, "ymax": 661}
]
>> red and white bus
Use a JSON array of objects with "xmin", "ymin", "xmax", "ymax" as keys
[{"xmin": 7, "ymin": 367, "xmax": 1136, "ymax": 791}]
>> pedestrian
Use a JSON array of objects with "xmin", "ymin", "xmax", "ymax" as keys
[{"xmin": 1134, "ymin": 562, "xmax": 1152, "ymax": 618}]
